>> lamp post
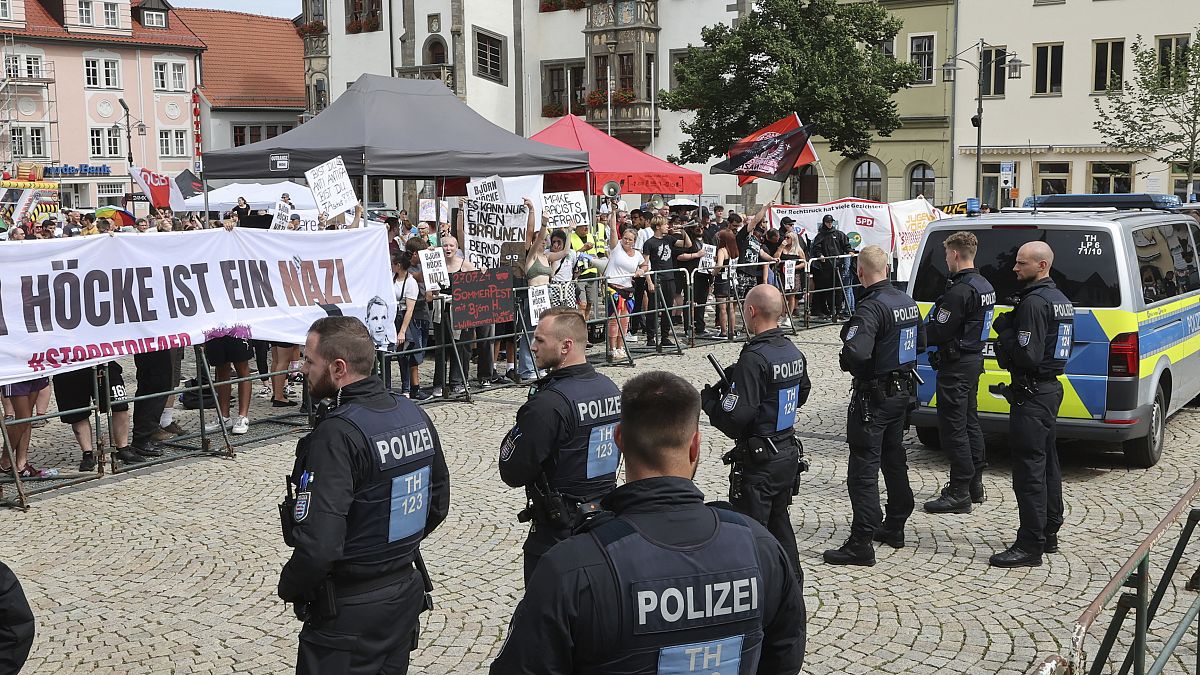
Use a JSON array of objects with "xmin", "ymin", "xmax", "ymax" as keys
[
  {"xmin": 114, "ymin": 97, "xmax": 147, "ymax": 208},
  {"xmin": 942, "ymin": 39, "xmax": 1027, "ymax": 207},
  {"xmin": 605, "ymin": 37, "xmax": 617, "ymax": 137}
]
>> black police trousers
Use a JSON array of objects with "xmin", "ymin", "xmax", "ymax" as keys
[
  {"xmin": 1009, "ymin": 380, "xmax": 1064, "ymax": 555},
  {"xmin": 522, "ymin": 522, "xmax": 572, "ymax": 583},
  {"xmin": 646, "ymin": 277, "xmax": 677, "ymax": 342},
  {"xmin": 936, "ymin": 354, "xmax": 986, "ymax": 489},
  {"xmin": 296, "ymin": 568, "xmax": 423, "ymax": 675},
  {"xmin": 811, "ymin": 263, "xmax": 840, "ymax": 317},
  {"xmin": 730, "ymin": 445, "xmax": 801, "ymax": 578},
  {"xmin": 846, "ymin": 393, "xmax": 914, "ymax": 539},
  {"xmin": 132, "ymin": 348, "xmax": 174, "ymax": 445}
]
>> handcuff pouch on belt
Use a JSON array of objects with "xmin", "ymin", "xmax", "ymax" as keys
[
  {"xmin": 517, "ymin": 474, "xmax": 598, "ymax": 531},
  {"xmin": 989, "ymin": 373, "xmax": 1038, "ymax": 405},
  {"xmin": 928, "ymin": 341, "xmax": 960, "ymax": 371}
]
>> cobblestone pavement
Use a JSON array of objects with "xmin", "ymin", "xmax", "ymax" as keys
[{"xmin": 4, "ymin": 325, "xmax": 1199, "ymax": 674}]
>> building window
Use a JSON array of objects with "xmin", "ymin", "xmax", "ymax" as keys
[
  {"xmin": 103, "ymin": 2, "xmax": 118, "ymax": 27},
  {"xmin": 102, "ymin": 59, "xmax": 119, "ymax": 87},
  {"xmin": 1093, "ymin": 40, "xmax": 1124, "ymax": 92},
  {"xmin": 1036, "ymin": 161, "xmax": 1071, "ymax": 195},
  {"xmin": 1034, "ymin": 43, "xmax": 1064, "ymax": 95},
  {"xmin": 171, "ymin": 62, "xmax": 186, "ymax": 90},
  {"xmin": 0, "ymin": 0, "xmax": 10, "ymax": 20},
  {"xmin": 473, "ymin": 28, "xmax": 505, "ymax": 84},
  {"xmin": 1090, "ymin": 162, "xmax": 1132, "ymax": 194},
  {"xmin": 87, "ymin": 58, "xmax": 119, "ymax": 87},
  {"xmin": 981, "ymin": 46, "xmax": 1007, "ymax": 97},
  {"xmin": 425, "ymin": 38, "xmax": 447, "ymax": 65},
  {"xmin": 24, "ymin": 56, "xmax": 42, "ymax": 79},
  {"xmin": 875, "ymin": 38, "xmax": 895, "ymax": 59},
  {"xmin": 853, "ymin": 161, "xmax": 883, "ymax": 202},
  {"xmin": 668, "ymin": 48, "xmax": 688, "ymax": 90},
  {"xmin": 13, "ymin": 126, "xmax": 45, "ymax": 157},
  {"xmin": 1172, "ymin": 163, "xmax": 1200, "ymax": 201},
  {"xmin": 10, "ymin": 126, "xmax": 23, "ymax": 156},
  {"xmin": 909, "ymin": 34, "xmax": 934, "ymax": 85},
  {"xmin": 84, "ymin": 58, "xmax": 98, "ymax": 86},
  {"xmin": 1158, "ymin": 35, "xmax": 1190, "ymax": 87},
  {"xmin": 909, "ymin": 164, "xmax": 935, "ymax": 199},
  {"xmin": 153, "ymin": 62, "xmax": 167, "ymax": 89},
  {"xmin": 618, "ymin": 53, "xmax": 634, "ymax": 91},
  {"xmin": 307, "ymin": 0, "xmax": 324, "ymax": 22},
  {"xmin": 78, "ymin": 0, "xmax": 93, "ymax": 25},
  {"xmin": 97, "ymin": 182, "xmax": 124, "ymax": 207},
  {"xmin": 142, "ymin": 10, "xmax": 165, "ymax": 27},
  {"xmin": 594, "ymin": 55, "xmax": 608, "ymax": 92},
  {"xmin": 158, "ymin": 129, "xmax": 187, "ymax": 157},
  {"xmin": 542, "ymin": 61, "xmax": 584, "ymax": 114},
  {"xmin": 344, "ymin": 0, "xmax": 380, "ymax": 21},
  {"xmin": 157, "ymin": 130, "xmax": 171, "ymax": 156},
  {"xmin": 4, "ymin": 55, "xmax": 17, "ymax": 78},
  {"xmin": 645, "ymin": 53, "xmax": 655, "ymax": 99},
  {"xmin": 232, "ymin": 123, "xmax": 293, "ymax": 147}
]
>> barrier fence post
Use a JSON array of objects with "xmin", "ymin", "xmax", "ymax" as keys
[
  {"xmin": 193, "ymin": 345, "xmax": 236, "ymax": 458},
  {"xmin": 1134, "ymin": 556, "xmax": 1149, "ymax": 675},
  {"xmin": 88, "ymin": 365, "xmax": 106, "ymax": 476},
  {"xmin": 0, "ymin": 411, "xmax": 28, "ymax": 509}
]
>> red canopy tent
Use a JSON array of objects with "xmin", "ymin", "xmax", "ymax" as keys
[{"xmin": 531, "ymin": 115, "xmax": 704, "ymax": 196}]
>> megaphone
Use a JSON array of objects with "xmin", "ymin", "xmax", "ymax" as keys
[
  {"xmin": 649, "ymin": 194, "xmax": 666, "ymax": 210},
  {"xmin": 602, "ymin": 181, "xmax": 622, "ymax": 199}
]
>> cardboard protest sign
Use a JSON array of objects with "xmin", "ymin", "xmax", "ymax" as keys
[
  {"xmin": 419, "ymin": 248, "xmax": 450, "ymax": 291},
  {"xmin": 0, "ymin": 227, "xmax": 394, "ymax": 386},
  {"xmin": 784, "ymin": 259, "xmax": 797, "ymax": 290},
  {"xmin": 467, "ymin": 175, "xmax": 505, "ymax": 203},
  {"xmin": 542, "ymin": 191, "xmax": 589, "ymax": 230},
  {"xmin": 527, "ymin": 285, "xmax": 552, "ymax": 326},
  {"xmin": 271, "ymin": 200, "xmax": 291, "ymax": 230},
  {"xmin": 472, "ymin": 174, "xmax": 544, "ymax": 214},
  {"xmin": 304, "ymin": 156, "xmax": 357, "ymax": 216},
  {"xmin": 462, "ymin": 199, "xmax": 530, "ymax": 270},
  {"xmin": 418, "ymin": 199, "xmax": 449, "ymax": 223},
  {"xmin": 451, "ymin": 268, "xmax": 514, "ymax": 330},
  {"xmin": 699, "ymin": 244, "xmax": 717, "ymax": 273}
]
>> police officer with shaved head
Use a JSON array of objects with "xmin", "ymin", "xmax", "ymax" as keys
[
  {"xmin": 825, "ymin": 245, "xmax": 925, "ymax": 566},
  {"xmin": 491, "ymin": 371, "xmax": 806, "ymax": 674},
  {"xmin": 701, "ymin": 284, "xmax": 810, "ymax": 578},
  {"xmin": 278, "ymin": 316, "xmax": 450, "ymax": 674},
  {"xmin": 499, "ymin": 306, "xmax": 623, "ymax": 582},
  {"xmin": 989, "ymin": 240, "xmax": 1073, "ymax": 568}
]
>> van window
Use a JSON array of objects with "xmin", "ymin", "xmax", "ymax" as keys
[
  {"xmin": 912, "ymin": 228, "xmax": 1121, "ymax": 307},
  {"xmin": 1135, "ymin": 222, "xmax": 1198, "ymax": 303}
]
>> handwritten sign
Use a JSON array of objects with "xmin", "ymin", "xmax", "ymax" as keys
[
  {"xmin": 463, "ymin": 199, "xmax": 529, "ymax": 270},
  {"xmin": 527, "ymin": 285, "xmax": 552, "ymax": 326},
  {"xmin": 699, "ymin": 244, "xmax": 717, "ymax": 273},
  {"xmin": 271, "ymin": 200, "xmax": 291, "ymax": 230},
  {"xmin": 419, "ymin": 198, "xmax": 449, "ymax": 223},
  {"xmin": 783, "ymin": 259, "xmax": 797, "ymax": 290},
  {"xmin": 304, "ymin": 156, "xmax": 357, "ymax": 216},
  {"xmin": 451, "ymin": 268, "xmax": 515, "ymax": 330},
  {"xmin": 419, "ymin": 248, "xmax": 449, "ymax": 291},
  {"xmin": 543, "ymin": 191, "xmax": 589, "ymax": 230},
  {"xmin": 467, "ymin": 175, "xmax": 504, "ymax": 203}
]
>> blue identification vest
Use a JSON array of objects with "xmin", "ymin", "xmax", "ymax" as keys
[
  {"xmin": 326, "ymin": 394, "xmax": 437, "ymax": 567},
  {"xmin": 582, "ymin": 509, "xmax": 766, "ymax": 675},
  {"xmin": 538, "ymin": 371, "xmax": 623, "ymax": 500},
  {"xmin": 1026, "ymin": 284, "xmax": 1074, "ymax": 377},
  {"xmin": 957, "ymin": 272, "xmax": 996, "ymax": 352},
  {"xmin": 743, "ymin": 338, "xmax": 806, "ymax": 436},
  {"xmin": 863, "ymin": 286, "xmax": 921, "ymax": 376}
]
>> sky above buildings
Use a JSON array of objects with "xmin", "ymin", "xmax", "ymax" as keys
[{"xmin": 172, "ymin": 0, "xmax": 301, "ymax": 19}]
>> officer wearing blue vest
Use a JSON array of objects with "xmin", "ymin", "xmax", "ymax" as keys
[
  {"xmin": 701, "ymin": 284, "xmax": 810, "ymax": 577},
  {"xmin": 825, "ymin": 245, "xmax": 925, "ymax": 566},
  {"xmin": 499, "ymin": 306, "xmax": 623, "ymax": 582},
  {"xmin": 491, "ymin": 371, "xmax": 806, "ymax": 674},
  {"xmin": 923, "ymin": 231, "xmax": 996, "ymax": 514},
  {"xmin": 989, "ymin": 241, "xmax": 1074, "ymax": 568},
  {"xmin": 278, "ymin": 316, "xmax": 450, "ymax": 674}
]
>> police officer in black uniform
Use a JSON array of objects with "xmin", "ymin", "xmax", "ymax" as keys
[
  {"xmin": 923, "ymin": 232, "xmax": 996, "ymax": 514},
  {"xmin": 499, "ymin": 306, "xmax": 623, "ymax": 582},
  {"xmin": 491, "ymin": 371, "xmax": 806, "ymax": 674},
  {"xmin": 0, "ymin": 560, "xmax": 34, "ymax": 674},
  {"xmin": 808, "ymin": 214, "xmax": 851, "ymax": 318},
  {"xmin": 701, "ymin": 284, "xmax": 810, "ymax": 576},
  {"xmin": 278, "ymin": 316, "xmax": 450, "ymax": 674},
  {"xmin": 825, "ymin": 245, "xmax": 925, "ymax": 566},
  {"xmin": 989, "ymin": 241, "xmax": 1074, "ymax": 568}
]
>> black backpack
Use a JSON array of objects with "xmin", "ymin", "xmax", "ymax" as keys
[{"xmin": 180, "ymin": 368, "xmax": 218, "ymax": 410}]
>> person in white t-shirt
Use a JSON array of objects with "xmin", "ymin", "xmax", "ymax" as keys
[{"xmin": 605, "ymin": 220, "xmax": 648, "ymax": 360}]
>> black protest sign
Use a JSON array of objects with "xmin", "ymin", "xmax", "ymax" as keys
[{"xmin": 451, "ymin": 268, "xmax": 514, "ymax": 329}]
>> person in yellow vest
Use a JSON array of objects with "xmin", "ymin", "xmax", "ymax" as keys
[{"xmin": 570, "ymin": 222, "xmax": 603, "ymax": 323}]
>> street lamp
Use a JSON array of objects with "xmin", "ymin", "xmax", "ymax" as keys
[
  {"xmin": 605, "ymin": 37, "xmax": 617, "ymax": 137},
  {"xmin": 114, "ymin": 97, "xmax": 148, "ymax": 208},
  {"xmin": 942, "ymin": 39, "xmax": 1027, "ymax": 207}
]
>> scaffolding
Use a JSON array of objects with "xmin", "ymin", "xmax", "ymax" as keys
[{"xmin": 0, "ymin": 34, "xmax": 61, "ymax": 181}]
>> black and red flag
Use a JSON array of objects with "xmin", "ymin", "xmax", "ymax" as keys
[{"xmin": 710, "ymin": 123, "xmax": 815, "ymax": 183}]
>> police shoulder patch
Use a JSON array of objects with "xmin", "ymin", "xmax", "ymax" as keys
[
  {"xmin": 936, "ymin": 308, "xmax": 951, "ymax": 324},
  {"xmin": 1017, "ymin": 330, "xmax": 1032, "ymax": 347},
  {"xmin": 499, "ymin": 426, "xmax": 520, "ymax": 461},
  {"xmin": 721, "ymin": 393, "xmax": 739, "ymax": 412},
  {"xmin": 845, "ymin": 325, "xmax": 858, "ymax": 341},
  {"xmin": 293, "ymin": 492, "xmax": 311, "ymax": 522}
]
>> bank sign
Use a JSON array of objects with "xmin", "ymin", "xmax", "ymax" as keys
[{"xmin": 44, "ymin": 164, "xmax": 113, "ymax": 177}]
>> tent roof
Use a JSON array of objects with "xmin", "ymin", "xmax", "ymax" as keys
[
  {"xmin": 532, "ymin": 115, "xmax": 703, "ymax": 195},
  {"xmin": 182, "ymin": 181, "xmax": 317, "ymax": 211},
  {"xmin": 203, "ymin": 75, "xmax": 590, "ymax": 180}
]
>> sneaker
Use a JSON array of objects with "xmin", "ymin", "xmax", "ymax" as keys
[
  {"xmin": 781, "ymin": 316, "xmax": 792, "ymax": 327},
  {"xmin": 611, "ymin": 348, "xmax": 627, "ymax": 360},
  {"xmin": 624, "ymin": 333, "xmax": 640, "ymax": 342},
  {"xmin": 162, "ymin": 421, "xmax": 186, "ymax": 436},
  {"xmin": 411, "ymin": 390, "xmax": 434, "ymax": 402},
  {"xmin": 204, "ymin": 417, "xmax": 233, "ymax": 434},
  {"xmin": 256, "ymin": 384, "xmax": 273, "ymax": 399},
  {"xmin": 285, "ymin": 383, "xmax": 296, "ymax": 398},
  {"xmin": 505, "ymin": 369, "xmax": 520, "ymax": 384},
  {"xmin": 271, "ymin": 399, "xmax": 298, "ymax": 408},
  {"xmin": 79, "ymin": 451, "xmax": 97, "ymax": 472},
  {"xmin": 113, "ymin": 448, "xmax": 147, "ymax": 465},
  {"xmin": 132, "ymin": 441, "xmax": 164, "ymax": 458},
  {"xmin": 660, "ymin": 338, "xmax": 677, "ymax": 348},
  {"xmin": 487, "ymin": 373, "xmax": 510, "ymax": 385},
  {"xmin": 447, "ymin": 384, "xmax": 467, "ymax": 396},
  {"xmin": 232, "ymin": 416, "xmax": 250, "ymax": 435},
  {"xmin": 18, "ymin": 463, "xmax": 58, "ymax": 479}
]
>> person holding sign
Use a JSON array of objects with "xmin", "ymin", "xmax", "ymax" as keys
[
  {"xmin": 777, "ymin": 231, "xmax": 807, "ymax": 324},
  {"xmin": 431, "ymin": 235, "xmax": 485, "ymax": 396},
  {"xmin": 604, "ymin": 218, "xmax": 649, "ymax": 360},
  {"xmin": 641, "ymin": 215, "xmax": 693, "ymax": 348},
  {"xmin": 392, "ymin": 252, "xmax": 431, "ymax": 400}
]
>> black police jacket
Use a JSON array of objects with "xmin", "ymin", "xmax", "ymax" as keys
[
  {"xmin": 489, "ymin": 477, "xmax": 806, "ymax": 674},
  {"xmin": 702, "ymin": 328, "xmax": 811, "ymax": 441},
  {"xmin": 994, "ymin": 278, "xmax": 1074, "ymax": 379},
  {"xmin": 925, "ymin": 268, "xmax": 996, "ymax": 353},
  {"xmin": 0, "ymin": 561, "xmax": 34, "ymax": 674},
  {"xmin": 840, "ymin": 280, "xmax": 927, "ymax": 379},
  {"xmin": 499, "ymin": 363, "xmax": 622, "ymax": 502},
  {"xmin": 278, "ymin": 376, "xmax": 450, "ymax": 603}
]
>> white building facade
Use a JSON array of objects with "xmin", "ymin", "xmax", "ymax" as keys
[{"xmin": 951, "ymin": 0, "xmax": 1200, "ymax": 207}]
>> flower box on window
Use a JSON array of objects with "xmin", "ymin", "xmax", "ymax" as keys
[
  {"xmin": 346, "ymin": 18, "xmax": 362, "ymax": 33},
  {"xmin": 539, "ymin": 0, "xmax": 562, "ymax": 11}
]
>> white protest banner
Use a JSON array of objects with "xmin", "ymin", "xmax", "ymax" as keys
[
  {"xmin": 699, "ymin": 244, "xmax": 717, "ymax": 273},
  {"xmin": 769, "ymin": 198, "xmax": 894, "ymax": 253},
  {"xmin": 418, "ymin": 199, "xmax": 449, "ymax": 223},
  {"xmin": 473, "ymin": 174, "xmax": 544, "ymax": 214},
  {"xmin": 784, "ymin": 259, "xmax": 797, "ymax": 290},
  {"xmin": 890, "ymin": 197, "xmax": 941, "ymax": 281},
  {"xmin": 527, "ymin": 285, "xmax": 552, "ymax": 326},
  {"xmin": 467, "ymin": 175, "xmax": 505, "ymax": 203},
  {"xmin": 462, "ymin": 198, "xmax": 530, "ymax": 269},
  {"xmin": 304, "ymin": 156, "xmax": 358, "ymax": 216},
  {"xmin": 0, "ymin": 227, "xmax": 395, "ymax": 386},
  {"xmin": 542, "ymin": 191, "xmax": 589, "ymax": 230},
  {"xmin": 271, "ymin": 200, "xmax": 292, "ymax": 230},
  {"xmin": 419, "ymin": 248, "xmax": 450, "ymax": 291}
]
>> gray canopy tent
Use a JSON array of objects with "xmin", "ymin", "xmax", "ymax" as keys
[{"xmin": 201, "ymin": 74, "xmax": 589, "ymax": 181}]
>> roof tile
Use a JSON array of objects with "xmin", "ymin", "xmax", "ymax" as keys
[
  {"xmin": 175, "ymin": 8, "xmax": 305, "ymax": 110},
  {"xmin": 8, "ymin": 0, "xmax": 207, "ymax": 49}
]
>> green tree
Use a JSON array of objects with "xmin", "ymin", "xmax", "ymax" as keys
[
  {"xmin": 1094, "ymin": 30, "xmax": 1200, "ymax": 197},
  {"xmin": 660, "ymin": 0, "xmax": 918, "ymax": 165}
]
